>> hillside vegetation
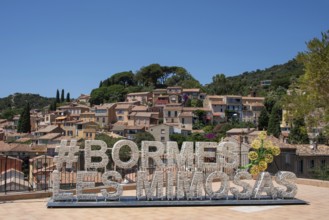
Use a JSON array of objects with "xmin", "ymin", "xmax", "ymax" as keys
[
  {"xmin": 205, "ymin": 59, "xmax": 304, "ymax": 96},
  {"xmin": 0, "ymin": 93, "xmax": 54, "ymax": 119}
]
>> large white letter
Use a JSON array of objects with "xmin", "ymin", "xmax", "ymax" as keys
[
  {"xmin": 205, "ymin": 171, "xmax": 229, "ymax": 199},
  {"xmin": 275, "ymin": 171, "xmax": 297, "ymax": 199},
  {"xmin": 252, "ymin": 172, "xmax": 277, "ymax": 199},
  {"xmin": 52, "ymin": 170, "xmax": 74, "ymax": 201},
  {"xmin": 141, "ymin": 141, "xmax": 165, "ymax": 170},
  {"xmin": 177, "ymin": 171, "xmax": 204, "ymax": 200},
  {"xmin": 76, "ymin": 171, "xmax": 98, "ymax": 201},
  {"xmin": 84, "ymin": 140, "xmax": 109, "ymax": 170},
  {"xmin": 230, "ymin": 171, "xmax": 252, "ymax": 199},
  {"xmin": 101, "ymin": 171, "xmax": 123, "ymax": 200},
  {"xmin": 196, "ymin": 142, "xmax": 218, "ymax": 171},
  {"xmin": 218, "ymin": 141, "xmax": 239, "ymax": 170},
  {"xmin": 166, "ymin": 141, "xmax": 194, "ymax": 170},
  {"xmin": 136, "ymin": 170, "xmax": 164, "ymax": 200},
  {"xmin": 112, "ymin": 140, "xmax": 139, "ymax": 169}
]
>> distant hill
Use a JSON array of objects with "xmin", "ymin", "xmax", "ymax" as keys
[
  {"xmin": 206, "ymin": 59, "xmax": 304, "ymax": 96},
  {"xmin": 0, "ymin": 93, "xmax": 54, "ymax": 118}
]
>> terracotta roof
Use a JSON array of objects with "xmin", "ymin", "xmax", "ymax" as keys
[
  {"xmin": 55, "ymin": 116, "xmax": 67, "ymax": 120},
  {"xmin": 38, "ymin": 133, "xmax": 61, "ymax": 140},
  {"xmin": 134, "ymin": 112, "xmax": 159, "ymax": 118},
  {"xmin": 54, "ymin": 136, "xmax": 79, "ymax": 141},
  {"xmin": 127, "ymin": 92, "xmax": 150, "ymax": 96},
  {"xmin": 167, "ymin": 86, "xmax": 182, "ymax": 89},
  {"xmin": 183, "ymin": 107, "xmax": 211, "ymax": 112},
  {"xmin": 78, "ymin": 94, "xmax": 90, "ymax": 99},
  {"xmin": 183, "ymin": 88, "xmax": 200, "ymax": 93},
  {"xmin": 58, "ymin": 105, "xmax": 90, "ymax": 110},
  {"xmin": 93, "ymin": 103, "xmax": 116, "ymax": 110},
  {"xmin": 0, "ymin": 142, "xmax": 47, "ymax": 153},
  {"xmin": 124, "ymin": 126, "xmax": 145, "ymax": 130},
  {"xmin": 80, "ymin": 112, "xmax": 95, "ymax": 115},
  {"xmin": 164, "ymin": 107, "xmax": 183, "ymax": 111},
  {"xmin": 226, "ymin": 128, "xmax": 255, "ymax": 134},
  {"xmin": 15, "ymin": 137, "xmax": 32, "ymax": 143},
  {"xmin": 296, "ymin": 144, "xmax": 329, "ymax": 156},
  {"xmin": 207, "ymin": 95, "xmax": 224, "ymax": 99},
  {"xmin": 115, "ymin": 104, "xmax": 132, "ymax": 110},
  {"xmin": 0, "ymin": 119, "xmax": 7, "ymax": 124},
  {"xmin": 225, "ymin": 95, "xmax": 242, "ymax": 98},
  {"xmin": 212, "ymin": 101, "xmax": 225, "ymax": 105},
  {"xmin": 36, "ymin": 125, "xmax": 59, "ymax": 133},
  {"xmin": 83, "ymin": 128, "xmax": 96, "ymax": 133},
  {"xmin": 132, "ymin": 106, "xmax": 149, "ymax": 111},
  {"xmin": 179, "ymin": 112, "xmax": 193, "ymax": 117},
  {"xmin": 112, "ymin": 124, "xmax": 126, "ymax": 131},
  {"xmin": 242, "ymin": 96, "xmax": 265, "ymax": 100}
]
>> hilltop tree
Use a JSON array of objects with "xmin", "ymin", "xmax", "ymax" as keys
[
  {"xmin": 61, "ymin": 89, "xmax": 65, "ymax": 103},
  {"xmin": 56, "ymin": 89, "xmax": 60, "ymax": 103},
  {"xmin": 17, "ymin": 102, "xmax": 31, "ymax": 133},
  {"xmin": 135, "ymin": 64, "xmax": 163, "ymax": 87},
  {"xmin": 66, "ymin": 92, "xmax": 70, "ymax": 103},
  {"xmin": 207, "ymin": 74, "xmax": 228, "ymax": 95}
]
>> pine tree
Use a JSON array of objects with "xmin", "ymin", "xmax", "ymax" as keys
[
  {"xmin": 99, "ymin": 81, "xmax": 103, "ymax": 88},
  {"xmin": 56, "ymin": 89, "xmax": 60, "ymax": 104},
  {"xmin": 66, "ymin": 92, "xmax": 70, "ymax": 102},
  {"xmin": 61, "ymin": 89, "xmax": 65, "ymax": 103},
  {"xmin": 267, "ymin": 103, "xmax": 281, "ymax": 138},
  {"xmin": 288, "ymin": 117, "xmax": 309, "ymax": 144},
  {"xmin": 17, "ymin": 102, "xmax": 31, "ymax": 133},
  {"xmin": 258, "ymin": 107, "xmax": 269, "ymax": 130}
]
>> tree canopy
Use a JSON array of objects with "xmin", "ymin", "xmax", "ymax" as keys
[{"xmin": 283, "ymin": 30, "xmax": 329, "ymax": 140}]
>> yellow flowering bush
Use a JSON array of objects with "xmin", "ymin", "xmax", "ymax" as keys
[{"xmin": 242, "ymin": 131, "xmax": 281, "ymax": 175}]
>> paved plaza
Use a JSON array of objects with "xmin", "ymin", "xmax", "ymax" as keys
[{"xmin": 1, "ymin": 182, "xmax": 329, "ymax": 220}]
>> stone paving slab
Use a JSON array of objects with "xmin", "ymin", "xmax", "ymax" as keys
[{"xmin": 1, "ymin": 183, "xmax": 329, "ymax": 220}]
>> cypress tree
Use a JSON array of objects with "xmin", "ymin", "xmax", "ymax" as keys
[
  {"xmin": 17, "ymin": 102, "xmax": 31, "ymax": 133},
  {"xmin": 288, "ymin": 117, "xmax": 309, "ymax": 144},
  {"xmin": 267, "ymin": 103, "xmax": 281, "ymax": 138},
  {"xmin": 61, "ymin": 89, "xmax": 65, "ymax": 103},
  {"xmin": 99, "ymin": 81, "xmax": 103, "ymax": 88},
  {"xmin": 66, "ymin": 92, "xmax": 70, "ymax": 102},
  {"xmin": 258, "ymin": 107, "xmax": 269, "ymax": 130},
  {"xmin": 56, "ymin": 89, "xmax": 60, "ymax": 103}
]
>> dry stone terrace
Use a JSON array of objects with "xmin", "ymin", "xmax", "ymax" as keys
[{"xmin": 1, "ymin": 180, "xmax": 329, "ymax": 220}]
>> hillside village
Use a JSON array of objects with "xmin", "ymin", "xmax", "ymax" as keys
[
  {"xmin": 1, "ymin": 85, "xmax": 329, "ymax": 190},
  {"xmin": 1, "ymin": 87, "xmax": 265, "ymax": 145}
]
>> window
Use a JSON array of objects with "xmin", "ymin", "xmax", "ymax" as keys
[
  {"xmin": 310, "ymin": 160, "xmax": 315, "ymax": 168},
  {"xmin": 161, "ymin": 129, "xmax": 165, "ymax": 134},
  {"xmin": 161, "ymin": 136, "xmax": 165, "ymax": 142},
  {"xmin": 299, "ymin": 160, "xmax": 304, "ymax": 173},
  {"xmin": 175, "ymin": 111, "xmax": 177, "ymax": 117},
  {"xmin": 118, "ymin": 116, "xmax": 123, "ymax": 121},
  {"xmin": 285, "ymin": 154, "xmax": 291, "ymax": 164},
  {"xmin": 102, "ymin": 117, "xmax": 105, "ymax": 123},
  {"xmin": 182, "ymin": 118, "xmax": 185, "ymax": 124},
  {"xmin": 168, "ymin": 111, "xmax": 171, "ymax": 117},
  {"xmin": 321, "ymin": 160, "xmax": 326, "ymax": 168}
]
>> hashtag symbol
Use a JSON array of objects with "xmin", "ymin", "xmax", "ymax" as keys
[{"xmin": 54, "ymin": 140, "xmax": 79, "ymax": 171}]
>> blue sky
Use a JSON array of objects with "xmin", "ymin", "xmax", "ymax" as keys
[{"xmin": 0, "ymin": 0, "xmax": 328, "ymax": 98}]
